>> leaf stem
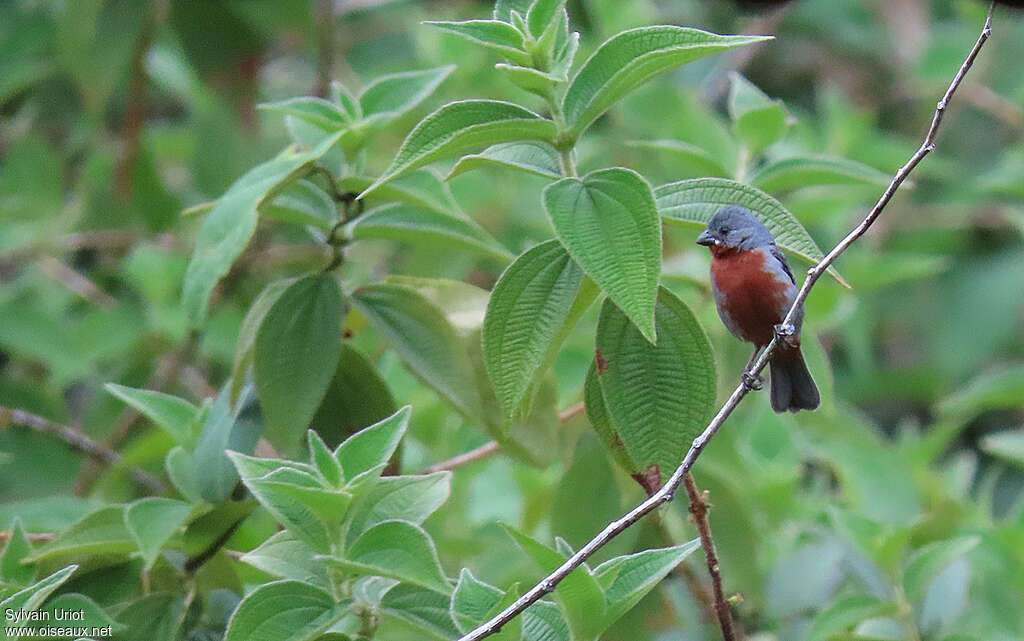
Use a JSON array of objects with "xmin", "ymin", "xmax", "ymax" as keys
[
  {"xmin": 684, "ymin": 473, "xmax": 737, "ymax": 641},
  {"xmin": 455, "ymin": 6, "xmax": 995, "ymax": 639}
]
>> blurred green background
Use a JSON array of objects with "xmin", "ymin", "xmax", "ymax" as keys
[{"xmin": 1, "ymin": 1, "xmax": 1023, "ymax": 640}]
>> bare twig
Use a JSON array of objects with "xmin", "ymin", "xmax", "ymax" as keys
[
  {"xmin": 457, "ymin": 8, "xmax": 994, "ymax": 640},
  {"xmin": 313, "ymin": 0, "xmax": 336, "ymax": 98},
  {"xmin": 0, "ymin": 405, "xmax": 164, "ymax": 493},
  {"xmin": 0, "ymin": 530, "xmax": 56, "ymax": 544},
  {"xmin": 421, "ymin": 441, "xmax": 500, "ymax": 474},
  {"xmin": 37, "ymin": 257, "xmax": 118, "ymax": 308},
  {"xmin": 558, "ymin": 401, "xmax": 585, "ymax": 423},
  {"xmin": 684, "ymin": 473, "xmax": 736, "ymax": 641}
]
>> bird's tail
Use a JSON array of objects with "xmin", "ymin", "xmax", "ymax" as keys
[{"xmin": 769, "ymin": 346, "xmax": 819, "ymax": 413}]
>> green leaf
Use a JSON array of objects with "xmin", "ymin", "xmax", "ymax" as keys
[
  {"xmin": 592, "ymin": 541, "xmax": 700, "ymax": 628},
  {"xmin": 241, "ymin": 531, "xmax": 331, "ymax": 589},
  {"xmin": 494, "ymin": 63, "xmax": 563, "ymax": 97},
  {"xmin": 806, "ymin": 595, "xmax": 894, "ymax": 641},
  {"xmin": 728, "ymin": 72, "xmax": 786, "ymax": 154},
  {"xmin": 193, "ymin": 386, "xmax": 263, "ymax": 503},
  {"xmin": 232, "ymin": 280, "xmax": 299, "ymax": 404},
  {"xmin": 503, "ymin": 526, "xmax": 606, "ymax": 641},
  {"xmin": 113, "ymin": 593, "xmax": 185, "ymax": 641},
  {"xmin": 447, "ymin": 141, "xmax": 562, "ymax": 180},
  {"xmin": 583, "ymin": 363, "xmax": 640, "ymax": 474},
  {"xmin": 345, "ymin": 472, "xmax": 451, "ymax": 540},
  {"xmin": 0, "ymin": 519, "xmax": 34, "ymax": 585},
  {"xmin": 326, "ymin": 520, "xmax": 450, "ymax": 593},
  {"xmin": 483, "ymin": 240, "xmax": 594, "ymax": 419},
  {"xmin": 626, "ymin": 139, "xmax": 731, "ymax": 178},
  {"xmin": 0, "ymin": 565, "xmax": 77, "ymax": 631},
  {"xmin": 104, "ymin": 384, "xmax": 199, "ymax": 448},
  {"xmin": 451, "ymin": 568, "xmax": 503, "ymax": 633},
  {"xmin": 359, "ymin": 66, "xmax": 455, "ymax": 123},
  {"xmin": 359, "ymin": 100, "xmax": 557, "ymax": 197},
  {"xmin": 26, "ymin": 593, "xmax": 124, "ymax": 635},
  {"xmin": 543, "ymin": 167, "xmax": 661, "ymax": 342},
  {"xmin": 228, "ymin": 452, "xmax": 334, "ymax": 553},
  {"xmin": 255, "ymin": 275, "xmax": 345, "ymax": 452},
  {"xmin": 224, "ymin": 580, "xmax": 348, "ymax": 641},
  {"xmin": 980, "ymin": 430, "xmax": 1024, "ymax": 468},
  {"xmin": 346, "ymin": 203, "xmax": 513, "ymax": 261},
  {"xmin": 425, "ymin": 20, "xmax": 531, "ymax": 65},
  {"xmin": 124, "ymin": 498, "xmax": 193, "ymax": 569},
  {"xmin": 308, "ymin": 344, "xmax": 397, "ymax": 449},
  {"xmin": 594, "ymin": 288, "xmax": 716, "ymax": 484},
  {"xmin": 522, "ymin": 599, "xmax": 571, "ymax": 641},
  {"xmin": 165, "ymin": 446, "xmax": 203, "ymax": 503},
  {"xmin": 262, "ymin": 180, "xmax": 337, "ymax": 230},
  {"xmin": 526, "ymin": 0, "xmax": 566, "ymax": 40},
  {"xmin": 493, "ymin": 0, "xmax": 533, "ymax": 21},
  {"xmin": 903, "ymin": 537, "xmax": 981, "ymax": 602},
  {"xmin": 308, "ymin": 430, "xmax": 344, "ymax": 488},
  {"xmin": 749, "ymin": 154, "xmax": 892, "ymax": 193},
  {"xmin": 338, "ymin": 169, "xmax": 459, "ymax": 216},
  {"xmin": 353, "ymin": 285, "xmax": 482, "ymax": 420},
  {"xmin": 182, "ymin": 131, "xmax": 343, "ymax": 323},
  {"xmin": 259, "ymin": 97, "xmax": 351, "ymax": 131},
  {"xmin": 562, "ymin": 27, "xmax": 769, "ymax": 137},
  {"xmin": 25, "ymin": 507, "xmax": 134, "ymax": 563},
  {"xmin": 655, "ymin": 177, "xmax": 847, "ymax": 286},
  {"xmin": 335, "ymin": 406, "xmax": 410, "ymax": 483},
  {"xmin": 380, "ymin": 583, "xmax": 460, "ymax": 640}
]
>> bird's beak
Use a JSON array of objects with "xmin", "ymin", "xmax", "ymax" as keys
[{"xmin": 696, "ymin": 230, "xmax": 718, "ymax": 247}]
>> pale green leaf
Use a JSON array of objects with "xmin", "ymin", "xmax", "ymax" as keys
[
  {"xmin": 594, "ymin": 288, "xmax": 716, "ymax": 483},
  {"xmin": 980, "ymin": 429, "xmax": 1024, "ymax": 468},
  {"xmin": 526, "ymin": 0, "xmax": 566, "ymax": 40},
  {"xmin": 335, "ymin": 405, "xmax": 410, "ymax": 483},
  {"xmin": 25, "ymin": 507, "xmax": 134, "ymax": 563},
  {"xmin": 231, "ymin": 278, "xmax": 298, "ymax": 404},
  {"xmin": 425, "ymin": 21, "xmax": 531, "ymax": 66},
  {"xmin": 380, "ymin": 583, "xmax": 460, "ymax": 640},
  {"xmin": 563, "ymin": 27, "xmax": 770, "ymax": 137},
  {"xmin": 259, "ymin": 97, "xmax": 351, "ymax": 131},
  {"xmin": 223, "ymin": 580, "xmax": 347, "ymax": 641},
  {"xmin": 592, "ymin": 540, "xmax": 700, "ymax": 628},
  {"xmin": 626, "ymin": 139, "xmax": 730, "ymax": 178},
  {"xmin": 806, "ymin": 595, "xmax": 894, "ymax": 641},
  {"xmin": 262, "ymin": 180, "xmax": 337, "ymax": 229},
  {"xmin": 345, "ymin": 472, "xmax": 451, "ymax": 541},
  {"xmin": 447, "ymin": 141, "xmax": 562, "ymax": 180},
  {"xmin": 339, "ymin": 169, "xmax": 459, "ymax": 216},
  {"xmin": 522, "ymin": 599, "xmax": 571, "ymax": 641},
  {"xmin": 326, "ymin": 520, "xmax": 450, "ymax": 593},
  {"xmin": 241, "ymin": 531, "xmax": 331, "ymax": 590},
  {"xmin": 749, "ymin": 155, "xmax": 891, "ymax": 193},
  {"xmin": 903, "ymin": 537, "xmax": 981, "ymax": 602},
  {"xmin": 193, "ymin": 386, "xmax": 262, "ymax": 503},
  {"xmin": 26, "ymin": 593, "xmax": 124, "ymax": 635},
  {"xmin": 255, "ymin": 275, "xmax": 344, "ymax": 452},
  {"xmin": 728, "ymin": 72, "xmax": 786, "ymax": 154},
  {"xmin": 655, "ymin": 177, "xmax": 847, "ymax": 285},
  {"xmin": 104, "ymin": 384, "xmax": 199, "ymax": 448},
  {"xmin": 483, "ymin": 240, "xmax": 594, "ymax": 419},
  {"xmin": 359, "ymin": 100, "xmax": 556, "ymax": 198},
  {"xmin": 451, "ymin": 568, "xmax": 503, "ymax": 633},
  {"xmin": 183, "ymin": 131, "xmax": 342, "ymax": 323},
  {"xmin": 0, "ymin": 519, "xmax": 35, "ymax": 585},
  {"xmin": 165, "ymin": 446, "xmax": 203, "ymax": 504},
  {"xmin": 359, "ymin": 66, "xmax": 455, "ymax": 122},
  {"xmin": 124, "ymin": 498, "xmax": 193, "ymax": 569},
  {"xmin": 543, "ymin": 167, "xmax": 661, "ymax": 342},
  {"xmin": 346, "ymin": 203, "xmax": 513, "ymax": 261},
  {"xmin": 494, "ymin": 63, "xmax": 563, "ymax": 97},
  {"xmin": 0, "ymin": 565, "xmax": 77, "ymax": 629},
  {"xmin": 307, "ymin": 430, "xmax": 344, "ymax": 488}
]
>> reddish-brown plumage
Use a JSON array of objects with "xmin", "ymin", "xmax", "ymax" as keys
[{"xmin": 710, "ymin": 247, "xmax": 791, "ymax": 346}]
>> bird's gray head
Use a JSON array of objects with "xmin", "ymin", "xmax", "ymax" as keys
[{"xmin": 696, "ymin": 205, "xmax": 775, "ymax": 251}]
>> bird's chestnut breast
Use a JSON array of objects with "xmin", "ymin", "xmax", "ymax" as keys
[{"xmin": 709, "ymin": 247, "xmax": 791, "ymax": 346}]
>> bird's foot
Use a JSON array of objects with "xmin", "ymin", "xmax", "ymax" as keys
[
  {"xmin": 774, "ymin": 323, "xmax": 799, "ymax": 349},
  {"xmin": 741, "ymin": 372, "xmax": 764, "ymax": 391}
]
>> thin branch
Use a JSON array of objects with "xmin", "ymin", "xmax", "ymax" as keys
[
  {"xmin": 684, "ymin": 473, "xmax": 736, "ymax": 641},
  {"xmin": 456, "ymin": 8, "xmax": 995, "ymax": 639},
  {"xmin": 0, "ymin": 405, "xmax": 164, "ymax": 494},
  {"xmin": 313, "ymin": 0, "xmax": 336, "ymax": 98},
  {"xmin": 558, "ymin": 401, "xmax": 585, "ymax": 423},
  {"xmin": 0, "ymin": 530, "xmax": 56, "ymax": 545},
  {"xmin": 421, "ymin": 441, "xmax": 500, "ymax": 474},
  {"xmin": 37, "ymin": 257, "xmax": 118, "ymax": 309}
]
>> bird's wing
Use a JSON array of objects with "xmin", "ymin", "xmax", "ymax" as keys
[{"xmin": 769, "ymin": 245, "xmax": 796, "ymax": 285}]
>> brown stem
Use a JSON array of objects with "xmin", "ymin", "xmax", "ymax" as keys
[
  {"xmin": 0, "ymin": 405, "xmax": 164, "ymax": 493},
  {"xmin": 684, "ymin": 473, "xmax": 736, "ymax": 641},
  {"xmin": 313, "ymin": 0, "xmax": 336, "ymax": 98},
  {"xmin": 421, "ymin": 441, "xmax": 500, "ymax": 474},
  {"xmin": 456, "ymin": 7, "xmax": 995, "ymax": 639},
  {"xmin": 0, "ymin": 530, "xmax": 56, "ymax": 544}
]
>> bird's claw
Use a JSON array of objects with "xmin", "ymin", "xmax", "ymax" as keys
[
  {"xmin": 741, "ymin": 372, "xmax": 764, "ymax": 391},
  {"xmin": 774, "ymin": 323, "xmax": 799, "ymax": 348}
]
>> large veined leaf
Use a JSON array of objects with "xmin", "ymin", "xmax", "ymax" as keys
[
  {"xmin": 223, "ymin": 580, "xmax": 348, "ymax": 641},
  {"xmin": 339, "ymin": 170, "xmax": 460, "ymax": 216},
  {"xmin": 346, "ymin": 203, "xmax": 513, "ymax": 261},
  {"xmin": 655, "ymin": 177, "xmax": 847, "ymax": 286},
  {"xmin": 749, "ymin": 154, "xmax": 892, "ymax": 193},
  {"xmin": 543, "ymin": 167, "xmax": 661, "ymax": 342},
  {"xmin": 594, "ymin": 288, "xmax": 716, "ymax": 484},
  {"xmin": 352, "ymin": 284, "xmax": 482, "ymax": 421},
  {"xmin": 182, "ymin": 131, "xmax": 343, "ymax": 323},
  {"xmin": 359, "ymin": 66, "xmax": 455, "ymax": 123},
  {"xmin": 359, "ymin": 100, "xmax": 557, "ymax": 197},
  {"xmin": 447, "ymin": 141, "xmax": 563, "ymax": 180},
  {"xmin": 344, "ymin": 472, "xmax": 451, "ymax": 541},
  {"xmin": 425, "ymin": 21, "xmax": 531, "ymax": 66},
  {"xmin": 562, "ymin": 26, "xmax": 769, "ymax": 137},
  {"xmin": 483, "ymin": 240, "xmax": 595, "ymax": 419},
  {"xmin": 254, "ymin": 275, "xmax": 345, "ymax": 452},
  {"xmin": 728, "ymin": 72, "xmax": 786, "ymax": 154},
  {"xmin": 324, "ymin": 520, "xmax": 450, "ymax": 593},
  {"xmin": 380, "ymin": 583, "xmax": 461, "ymax": 640},
  {"xmin": 451, "ymin": 569, "xmax": 503, "ymax": 633},
  {"xmin": 583, "ymin": 363, "xmax": 640, "ymax": 475}
]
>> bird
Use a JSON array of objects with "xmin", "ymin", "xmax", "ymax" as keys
[{"xmin": 696, "ymin": 205, "xmax": 819, "ymax": 413}]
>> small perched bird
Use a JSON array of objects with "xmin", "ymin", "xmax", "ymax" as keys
[{"xmin": 697, "ymin": 206, "xmax": 819, "ymax": 413}]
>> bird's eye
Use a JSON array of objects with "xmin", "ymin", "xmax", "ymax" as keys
[{"xmin": 719, "ymin": 226, "xmax": 731, "ymax": 234}]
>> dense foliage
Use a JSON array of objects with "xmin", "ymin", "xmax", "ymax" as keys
[{"xmin": 1, "ymin": 1, "xmax": 1023, "ymax": 640}]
